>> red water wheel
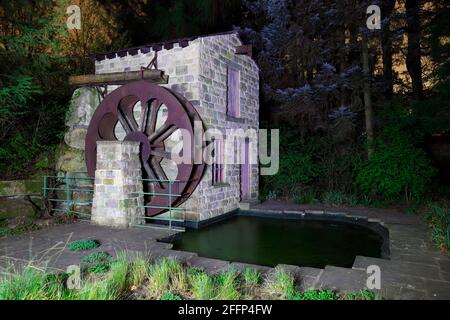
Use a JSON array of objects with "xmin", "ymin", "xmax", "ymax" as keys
[{"xmin": 85, "ymin": 81, "xmax": 206, "ymax": 216}]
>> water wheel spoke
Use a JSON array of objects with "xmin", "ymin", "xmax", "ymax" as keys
[
  {"xmin": 145, "ymin": 100, "xmax": 161, "ymax": 135},
  {"xmin": 117, "ymin": 112, "xmax": 132, "ymax": 134},
  {"xmin": 139, "ymin": 102, "xmax": 148, "ymax": 132},
  {"xmin": 149, "ymin": 124, "xmax": 177, "ymax": 143},
  {"xmin": 151, "ymin": 157, "xmax": 169, "ymax": 182},
  {"xmin": 142, "ymin": 161, "xmax": 157, "ymax": 179},
  {"xmin": 150, "ymin": 149, "xmax": 172, "ymax": 159}
]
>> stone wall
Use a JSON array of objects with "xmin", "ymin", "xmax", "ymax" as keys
[
  {"xmin": 91, "ymin": 141, "xmax": 145, "ymax": 228},
  {"xmin": 59, "ymin": 32, "xmax": 260, "ymax": 222},
  {"xmin": 0, "ymin": 180, "xmax": 42, "ymax": 219}
]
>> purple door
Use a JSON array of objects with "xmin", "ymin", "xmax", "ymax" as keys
[{"xmin": 240, "ymin": 140, "xmax": 251, "ymax": 200}]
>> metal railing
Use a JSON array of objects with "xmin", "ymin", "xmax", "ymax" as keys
[
  {"xmin": 130, "ymin": 178, "xmax": 187, "ymax": 232},
  {"xmin": 43, "ymin": 173, "xmax": 94, "ymax": 220},
  {"xmin": 43, "ymin": 174, "xmax": 186, "ymax": 231}
]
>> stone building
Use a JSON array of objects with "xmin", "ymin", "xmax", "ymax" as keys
[{"xmin": 59, "ymin": 31, "xmax": 260, "ymax": 223}]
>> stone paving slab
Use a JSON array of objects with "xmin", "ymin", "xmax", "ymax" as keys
[
  {"xmin": 0, "ymin": 221, "xmax": 176, "ymax": 271},
  {"xmin": 353, "ymin": 256, "xmax": 444, "ymax": 281},
  {"xmin": 148, "ymin": 248, "xmax": 197, "ymax": 263},
  {"xmin": 314, "ymin": 266, "xmax": 368, "ymax": 294}
]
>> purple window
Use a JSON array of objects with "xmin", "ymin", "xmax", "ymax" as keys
[{"xmin": 227, "ymin": 67, "xmax": 240, "ymax": 117}]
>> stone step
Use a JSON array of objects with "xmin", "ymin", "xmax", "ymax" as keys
[
  {"xmin": 314, "ymin": 265, "xmax": 368, "ymax": 293},
  {"xmin": 228, "ymin": 262, "xmax": 273, "ymax": 275},
  {"xmin": 353, "ymin": 256, "xmax": 442, "ymax": 281},
  {"xmin": 147, "ymin": 248, "xmax": 197, "ymax": 263}
]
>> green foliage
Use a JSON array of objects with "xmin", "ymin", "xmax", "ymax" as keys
[
  {"xmin": 129, "ymin": 255, "xmax": 150, "ymax": 288},
  {"xmin": 147, "ymin": 258, "xmax": 187, "ymax": 298},
  {"xmin": 0, "ymin": 1, "xmax": 70, "ymax": 178},
  {"xmin": 160, "ymin": 291, "xmax": 183, "ymax": 300},
  {"xmin": 263, "ymin": 269, "xmax": 296, "ymax": 299},
  {"xmin": 188, "ymin": 269, "xmax": 216, "ymax": 300},
  {"xmin": 0, "ymin": 253, "xmax": 378, "ymax": 300},
  {"xmin": 356, "ymin": 107, "xmax": 436, "ymax": 202},
  {"xmin": 321, "ymin": 191, "xmax": 358, "ymax": 206},
  {"xmin": 68, "ymin": 240, "xmax": 100, "ymax": 252},
  {"xmin": 293, "ymin": 190, "xmax": 320, "ymax": 205},
  {"xmin": 0, "ymin": 265, "xmax": 72, "ymax": 300},
  {"xmin": 262, "ymin": 132, "xmax": 320, "ymax": 198},
  {"xmin": 0, "ymin": 221, "xmax": 41, "ymax": 238},
  {"xmin": 292, "ymin": 289, "xmax": 337, "ymax": 300},
  {"xmin": 82, "ymin": 252, "xmax": 113, "ymax": 273},
  {"xmin": 242, "ymin": 268, "xmax": 261, "ymax": 287},
  {"xmin": 215, "ymin": 270, "xmax": 240, "ymax": 300},
  {"xmin": 425, "ymin": 202, "xmax": 450, "ymax": 250},
  {"xmin": 342, "ymin": 289, "xmax": 377, "ymax": 300},
  {"xmin": 106, "ymin": 253, "xmax": 129, "ymax": 298}
]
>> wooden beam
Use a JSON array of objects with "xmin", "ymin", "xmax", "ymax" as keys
[{"xmin": 68, "ymin": 69, "xmax": 169, "ymax": 86}]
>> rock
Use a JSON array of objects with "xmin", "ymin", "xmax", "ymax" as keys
[
  {"xmin": 55, "ymin": 145, "xmax": 87, "ymax": 174},
  {"xmin": 0, "ymin": 180, "xmax": 43, "ymax": 219},
  {"xmin": 0, "ymin": 196, "xmax": 36, "ymax": 219},
  {"xmin": 65, "ymin": 87, "xmax": 102, "ymax": 129},
  {"xmin": 0, "ymin": 181, "xmax": 27, "ymax": 196},
  {"xmin": 64, "ymin": 87, "xmax": 102, "ymax": 150},
  {"xmin": 0, "ymin": 180, "xmax": 41, "ymax": 196},
  {"xmin": 64, "ymin": 127, "xmax": 88, "ymax": 150}
]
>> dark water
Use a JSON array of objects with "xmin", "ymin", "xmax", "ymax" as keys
[{"xmin": 171, "ymin": 215, "xmax": 382, "ymax": 268}]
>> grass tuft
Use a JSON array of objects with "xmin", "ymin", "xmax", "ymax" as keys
[
  {"xmin": 215, "ymin": 269, "xmax": 240, "ymax": 300},
  {"xmin": 262, "ymin": 268, "xmax": 296, "ymax": 299},
  {"xmin": 242, "ymin": 268, "xmax": 261, "ymax": 287},
  {"xmin": 129, "ymin": 255, "xmax": 149, "ymax": 288},
  {"xmin": 188, "ymin": 269, "xmax": 215, "ymax": 300}
]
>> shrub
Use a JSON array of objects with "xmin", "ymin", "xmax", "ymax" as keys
[
  {"xmin": 356, "ymin": 131, "xmax": 435, "ymax": 202},
  {"xmin": 321, "ymin": 191, "xmax": 358, "ymax": 206},
  {"xmin": 425, "ymin": 202, "xmax": 450, "ymax": 250},
  {"xmin": 293, "ymin": 190, "xmax": 319, "ymax": 205},
  {"xmin": 68, "ymin": 240, "xmax": 100, "ymax": 252}
]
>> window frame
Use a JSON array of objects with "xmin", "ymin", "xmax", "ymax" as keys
[{"xmin": 226, "ymin": 66, "xmax": 241, "ymax": 118}]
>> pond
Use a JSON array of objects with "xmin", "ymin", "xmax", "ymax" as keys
[{"xmin": 169, "ymin": 214, "xmax": 383, "ymax": 268}]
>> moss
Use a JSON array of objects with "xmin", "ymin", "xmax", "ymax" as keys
[{"xmin": 24, "ymin": 180, "xmax": 41, "ymax": 194}]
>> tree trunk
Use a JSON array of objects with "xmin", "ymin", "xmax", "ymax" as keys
[
  {"xmin": 405, "ymin": 0, "xmax": 424, "ymax": 100},
  {"xmin": 362, "ymin": 34, "xmax": 374, "ymax": 158},
  {"xmin": 381, "ymin": 0, "xmax": 396, "ymax": 98}
]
